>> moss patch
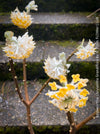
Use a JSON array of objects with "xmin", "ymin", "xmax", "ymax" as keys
[
  {"xmin": 0, "ymin": 24, "xmax": 96, "ymax": 41},
  {"xmin": 68, "ymin": 62, "xmax": 97, "ymax": 80},
  {"xmin": 0, "ymin": 12, "xmax": 10, "ymax": 15},
  {"xmin": 0, "ymin": 62, "xmax": 98, "ymax": 81},
  {"xmin": 0, "ymin": 62, "xmax": 47, "ymax": 81},
  {"xmin": 49, "ymin": 40, "xmax": 79, "ymax": 47},
  {"xmin": 0, "ymin": 125, "xmax": 100, "ymax": 134}
]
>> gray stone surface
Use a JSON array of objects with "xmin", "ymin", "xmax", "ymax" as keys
[
  {"xmin": 0, "ymin": 80, "xmax": 100, "ymax": 126},
  {"xmin": 0, "ymin": 41, "xmax": 99, "ymax": 63},
  {"xmin": 0, "ymin": 13, "xmax": 96, "ymax": 24}
]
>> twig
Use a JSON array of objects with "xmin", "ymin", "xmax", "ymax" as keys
[
  {"xmin": 66, "ymin": 49, "xmax": 78, "ymax": 62},
  {"xmin": 9, "ymin": 58, "xmax": 27, "ymax": 106},
  {"xmin": 76, "ymin": 108, "xmax": 100, "ymax": 130},
  {"xmin": 29, "ymin": 77, "xmax": 51, "ymax": 105},
  {"xmin": 23, "ymin": 59, "xmax": 29, "ymax": 103},
  {"xmin": 67, "ymin": 112, "xmax": 76, "ymax": 134},
  {"xmin": 1, "ymin": 82, "xmax": 5, "ymax": 95},
  {"xmin": 87, "ymin": 8, "xmax": 100, "ymax": 18},
  {"xmin": 23, "ymin": 58, "xmax": 35, "ymax": 134}
]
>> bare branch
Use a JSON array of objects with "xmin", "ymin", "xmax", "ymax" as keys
[
  {"xmin": 23, "ymin": 59, "xmax": 30, "ymax": 103},
  {"xmin": 87, "ymin": 8, "xmax": 100, "ymax": 18},
  {"xmin": 76, "ymin": 108, "xmax": 100, "ymax": 130},
  {"xmin": 9, "ymin": 58, "xmax": 28, "ymax": 106},
  {"xmin": 67, "ymin": 112, "xmax": 76, "ymax": 134},
  {"xmin": 66, "ymin": 49, "xmax": 78, "ymax": 62},
  {"xmin": 29, "ymin": 77, "xmax": 51, "ymax": 105},
  {"xmin": 26, "ymin": 106, "xmax": 35, "ymax": 134}
]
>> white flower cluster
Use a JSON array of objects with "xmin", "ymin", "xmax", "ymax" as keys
[
  {"xmin": 75, "ymin": 39, "xmax": 96, "ymax": 60},
  {"xmin": 3, "ymin": 32, "xmax": 35, "ymax": 59},
  {"xmin": 44, "ymin": 52, "xmax": 70, "ymax": 79}
]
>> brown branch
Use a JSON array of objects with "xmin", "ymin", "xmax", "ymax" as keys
[
  {"xmin": 23, "ymin": 59, "xmax": 30, "ymax": 103},
  {"xmin": 87, "ymin": 8, "xmax": 100, "ymax": 18},
  {"xmin": 66, "ymin": 49, "xmax": 78, "ymax": 62},
  {"xmin": 67, "ymin": 112, "xmax": 76, "ymax": 134},
  {"xmin": 76, "ymin": 108, "xmax": 100, "ymax": 130},
  {"xmin": 29, "ymin": 77, "xmax": 51, "ymax": 105},
  {"xmin": 26, "ymin": 106, "xmax": 35, "ymax": 134},
  {"xmin": 9, "ymin": 58, "xmax": 28, "ymax": 106},
  {"xmin": 23, "ymin": 59, "xmax": 35, "ymax": 134},
  {"xmin": 1, "ymin": 82, "xmax": 5, "ymax": 95}
]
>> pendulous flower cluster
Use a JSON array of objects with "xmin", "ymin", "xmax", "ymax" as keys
[
  {"xmin": 75, "ymin": 39, "xmax": 96, "ymax": 60},
  {"xmin": 11, "ymin": 0, "xmax": 38, "ymax": 29},
  {"xmin": 46, "ymin": 74, "xmax": 89, "ymax": 113},
  {"xmin": 44, "ymin": 52, "xmax": 70, "ymax": 79},
  {"xmin": 3, "ymin": 32, "xmax": 35, "ymax": 59}
]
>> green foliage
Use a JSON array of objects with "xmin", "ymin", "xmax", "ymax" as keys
[
  {"xmin": 0, "ymin": 127, "xmax": 29, "ymax": 134},
  {"xmin": 0, "ymin": 62, "xmax": 98, "ymax": 81},
  {"xmin": 0, "ymin": 24, "xmax": 95, "ymax": 41},
  {"xmin": 0, "ymin": 62, "xmax": 47, "ymax": 81},
  {"xmin": 68, "ymin": 62, "xmax": 97, "ymax": 80},
  {"xmin": 0, "ymin": 24, "xmax": 25, "ymax": 41},
  {"xmin": 77, "ymin": 125, "xmax": 100, "ymax": 134},
  {"xmin": 0, "ymin": 125, "xmax": 100, "ymax": 134},
  {"xmin": 0, "ymin": 0, "xmax": 99, "ymax": 12}
]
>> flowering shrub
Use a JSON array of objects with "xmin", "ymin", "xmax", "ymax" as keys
[
  {"xmin": 2, "ymin": 0, "xmax": 97, "ymax": 134},
  {"xmin": 46, "ymin": 74, "xmax": 89, "ymax": 113}
]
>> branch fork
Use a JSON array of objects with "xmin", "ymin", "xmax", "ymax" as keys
[{"xmin": 9, "ymin": 58, "xmax": 51, "ymax": 134}]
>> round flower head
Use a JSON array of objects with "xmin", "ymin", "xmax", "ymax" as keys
[
  {"xmin": 44, "ymin": 52, "xmax": 70, "ymax": 79},
  {"xmin": 75, "ymin": 39, "xmax": 96, "ymax": 60},
  {"xmin": 46, "ymin": 74, "xmax": 89, "ymax": 113},
  {"xmin": 3, "ymin": 32, "xmax": 35, "ymax": 59},
  {"xmin": 11, "ymin": 8, "xmax": 32, "ymax": 29}
]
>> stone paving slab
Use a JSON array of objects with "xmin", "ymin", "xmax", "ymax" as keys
[
  {"xmin": 0, "ymin": 41, "xmax": 99, "ymax": 63},
  {"xmin": 0, "ymin": 80, "xmax": 100, "ymax": 126},
  {"xmin": 0, "ymin": 13, "xmax": 96, "ymax": 24}
]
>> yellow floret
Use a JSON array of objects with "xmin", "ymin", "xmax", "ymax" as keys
[
  {"xmin": 59, "ymin": 88, "xmax": 69, "ymax": 94},
  {"xmin": 80, "ymin": 89, "xmax": 89, "ymax": 96},
  {"xmin": 56, "ymin": 91, "xmax": 65, "ymax": 98},
  {"xmin": 59, "ymin": 75, "xmax": 67, "ymax": 83},
  {"xmin": 79, "ymin": 98, "xmax": 87, "ymax": 107},
  {"xmin": 69, "ymin": 108, "xmax": 78, "ymax": 112},
  {"xmin": 72, "ymin": 74, "xmax": 80, "ymax": 83},
  {"xmin": 78, "ymin": 83, "xmax": 84, "ymax": 89},
  {"xmin": 49, "ymin": 82, "xmax": 57, "ymax": 90},
  {"xmin": 66, "ymin": 84, "xmax": 75, "ymax": 90},
  {"xmin": 51, "ymin": 94, "xmax": 59, "ymax": 100}
]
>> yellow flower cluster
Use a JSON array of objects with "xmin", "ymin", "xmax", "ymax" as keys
[
  {"xmin": 46, "ymin": 74, "xmax": 89, "ymax": 113},
  {"xmin": 11, "ymin": 1, "xmax": 38, "ymax": 29},
  {"xmin": 11, "ymin": 8, "xmax": 32, "ymax": 29}
]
